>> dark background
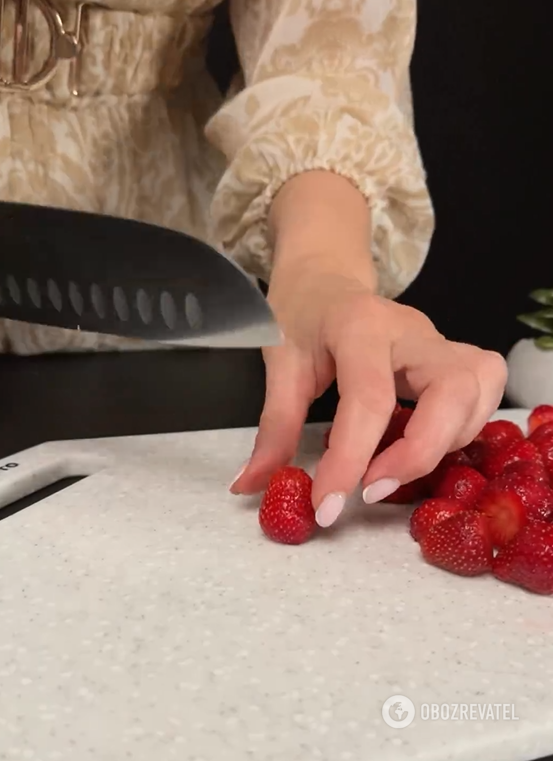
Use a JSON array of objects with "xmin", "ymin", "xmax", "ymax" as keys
[
  {"xmin": 1, "ymin": 0, "xmax": 552, "ymax": 456},
  {"xmin": 406, "ymin": 0, "xmax": 552, "ymax": 356}
]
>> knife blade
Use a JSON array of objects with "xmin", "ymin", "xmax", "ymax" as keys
[{"xmin": 0, "ymin": 202, "xmax": 280, "ymax": 349}]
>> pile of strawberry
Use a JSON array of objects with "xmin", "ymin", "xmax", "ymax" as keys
[
  {"xmin": 404, "ymin": 404, "xmax": 553, "ymax": 595},
  {"xmin": 259, "ymin": 404, "xmax": 553, "ymax": 596}
]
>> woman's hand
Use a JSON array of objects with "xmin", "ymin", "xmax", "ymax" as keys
[{"xmin": 230, "ymin": 172, "xmax": 508, "ymax": 527}]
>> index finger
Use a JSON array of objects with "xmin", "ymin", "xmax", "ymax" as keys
[{"xmin": 313, "ymin": 338, "xmax": 396, "ymax": 527}]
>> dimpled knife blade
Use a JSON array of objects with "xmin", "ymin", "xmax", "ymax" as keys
[{"xmin": 0, "ymin": 202, "xmax": 280, "ymax": 349}]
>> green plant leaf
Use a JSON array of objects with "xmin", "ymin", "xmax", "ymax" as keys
[
  {"xmin": 534, "ymin": 336, "xmax": 553, "ymax": 350},
  {"xmin": 517, "ymin": 312, "xmax": 553, "ymax": 334},
  {"xmin": 530, "ymin": 289, "xmax": 553, "ymax": 306}
]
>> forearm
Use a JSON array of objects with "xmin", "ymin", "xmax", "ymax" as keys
[{"xmin": 268, "ymin": 171, "xmax": 378, "ymax": 291}]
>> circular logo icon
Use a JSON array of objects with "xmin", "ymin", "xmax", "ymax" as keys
[{"xmin": 381, "ymin": 695, "xmax": 416, "ymax": 729}]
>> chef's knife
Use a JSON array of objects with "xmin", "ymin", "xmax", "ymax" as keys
[{"xmin": 0, "ymin": 202, "xmax": 280, "ymax": 349}]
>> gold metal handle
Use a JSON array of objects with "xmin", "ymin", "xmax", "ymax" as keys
[{"xmin": 0, "ymin": 0, "xmax": 88, "ymax": 94}]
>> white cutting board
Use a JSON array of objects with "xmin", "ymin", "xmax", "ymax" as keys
[{"xmin": 0, "ymin": 410, "xmax": 552, "ymax": 761}]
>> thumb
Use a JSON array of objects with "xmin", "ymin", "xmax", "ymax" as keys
[{"xmin": 230, "ymin": 345, "xmax": 314, "ymax": 495}]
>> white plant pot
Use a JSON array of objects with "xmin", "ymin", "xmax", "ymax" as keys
[{"xmin": 506, "ymin": 338, "xmax": 553, "ymax": 408}]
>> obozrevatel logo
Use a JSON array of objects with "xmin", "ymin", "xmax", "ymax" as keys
[{"xmin": 381, "ymin": 695, "xmax": 416, "ymax": 729}]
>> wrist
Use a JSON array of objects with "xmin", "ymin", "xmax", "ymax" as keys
[{"xmin": 268, "ymin": 170, "xmax": 378, "ymax": 291}]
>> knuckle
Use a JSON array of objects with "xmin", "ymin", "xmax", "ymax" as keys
[
  {"xmin": 478, "ymin": 350, "xmax": 509, "ymax": 386},
  {"xmin": 355, "ymin": 384, "xmax": 396, "ymax": 419},
  {"xmin": 259, "ymin": 404, "xmax": 282, "ymax": 428},
  {"xmin": 442, "ymin": 367, "xmax": 481, "ymax": 408},
  {"xmin": 397, "ymin": 303, "xmax": 438, "ymax": 335},
  {"xmin": 258, "ymin": 407, "xmax": 300, "ymax": 449}
]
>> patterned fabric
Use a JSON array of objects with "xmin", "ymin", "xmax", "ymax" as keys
[{"xmin": 0, "ymin": 0, "xmax": 434, "ymax": 354}]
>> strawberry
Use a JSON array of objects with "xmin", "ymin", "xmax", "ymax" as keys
[
  {"xmin": 409, "ymin": 498, "xmax": 467, "ymax": 542},
  {"xmin": 528, "ymin": 421, "xmax": 553, "ymax": 447},
  {"xmin": 442, "ymin": 449, "xmax": 473, "ymax": 469},
  {"xmin": 462, "ymin": 420, "xmax": 524, "ymax": 474},
  {"xmin": 501, "ymin": 460, "xmax": 549, "ymax": 485},
  {"xmin": 476, "ymin": 482, "xmax": 527, "ymax": 547},
  {"xmin": 493, "ymin": 474, "xmax": 553, "ymax": 523},
  {"xmin": 433, "ymin": 465, "xmax": 487, "ymax": 507},
  {"xmin": 493, "ymin": 522, "xmax": 553, "ymax": 595},
  {"xmin": 533, "ymin": 437, "xmax": 553, "ymax": 481},
  {"xmin": 475, "ymin": 420, "xmax": 524, "ymax": 450},
  {"xmin": 381, "ymin": 478, "xmax": 428, "ymax": 505},
  {"xmin": 419, "ymin": 511, "xmax": 493, "ymax": 576},
  {"xmin": 259, "ymin": 466, "xmax": 316, "ymax": 545},
  {"xmin": 426, "ymin": 449, "xmax": 472, "ymax": 493},
  {"xmin": 528, "ymin": 405, "xmax": 553, "ymax": 436},
  {"xmin": 480, "ymin": 439, "xmax": 543, "ymax": 480},
  {"xmin": 462, "ymin": 440, "xmax": 487, "ymax": 472}
]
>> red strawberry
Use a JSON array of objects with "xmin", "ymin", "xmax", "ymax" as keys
[
  {"xmin": 533, "ymin": 437, "xmax": 553, "ymax": 481},
  {"xmin": 476, "ymin": 483, "xmax": 527, "ymax": 547},
  {"xmin": 375, "ymin": 407, "xmax": 413, "ymax": 455},
  {"xmin": 501, "ymin": 460, "xmax": 549, "ymax": 485},
  {"xmin": 442, "ymin": 449, "xmax": 473, "ymax": 469},
  {"xmin": 259, "ymin": 466, "xmax": 316, "ymax": 545},
  {"xmin": 493, "ymin": 522, "xmax": 553, "ymax": 595},
  {"xmin": 528, "ymin": 421, "xmax": 553, "ymax": 447},
  {"xmin": 475, "ymin": 420, "xmax": 524, "ymax": 449},
  {"xmin": 419, "ymin": 511, "xmax": 493, "ymax": 576},
  {"xmin": 381, "ymin": 478, "xmax": 428, "ymax": 505},
  {"xmin": 434, "ymin": 465, "xmax": 487, "ymax": 507},
  {"xmin": 528, "ymin": 405, "xmax": 553, "ymax": 436},
  {"xmin": 480, "ymin": 439, "xmax": 543, "ymax": 480},
  {"xmin": 493, "ymin": 474, "xmax": 553, "ymax": 523},
  {"xmin": 462, "ymin": 420, "xmax": 524, "ymax": 474},
  {"xmin": 462, "ymin": 440, "xmax": 487, "ymax": 472},
  {"xmin": 426, "ymin": 449, "xmax": 472, "ymax": 493},
  {"xmin": 410, "ymin": 498, "xmax": 467, "ymax": 542}
]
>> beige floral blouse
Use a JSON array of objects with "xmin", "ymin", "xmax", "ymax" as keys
[{"xmin": 0, "ymin": 0, "xmax": 434, "ymax": 354}]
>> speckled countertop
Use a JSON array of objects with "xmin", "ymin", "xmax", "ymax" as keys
[{"xmin": 0, "ymin": 410, "xmax": 552, "ymax": 761}]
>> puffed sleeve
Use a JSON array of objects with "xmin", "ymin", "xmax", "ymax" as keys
[{"xmin": 205, "ymin": 0, "xmax": 435, "ymax": 299}]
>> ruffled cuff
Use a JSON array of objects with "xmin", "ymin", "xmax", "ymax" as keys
[{"xmin": 206, "ymin": 80, "xmax": 435, "ymax": 298}]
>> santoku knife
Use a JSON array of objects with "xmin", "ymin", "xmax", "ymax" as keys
[{"xmin": 0, "ymin": 202, "xmax": 280, "ymax": 349}]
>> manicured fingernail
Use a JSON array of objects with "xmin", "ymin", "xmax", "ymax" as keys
[
  {"xmin": 362, "ymin": 478, "xmax": 400, "ymax": 504},
  {"xmin": 316, "ymin": 493, "xmax": 346, "ymax": 528},
  {"xmin": 229, "ymin": 461, "xmax": 249, "ymax": 492}
]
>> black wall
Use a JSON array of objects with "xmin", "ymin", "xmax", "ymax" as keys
[
  {"xmin": 207, "ymin": 0, "xmax": 553, "ymax": 358},
  {"xmin": 405, "ymin": 0, "xmax": 553, "ymax": 356}
]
